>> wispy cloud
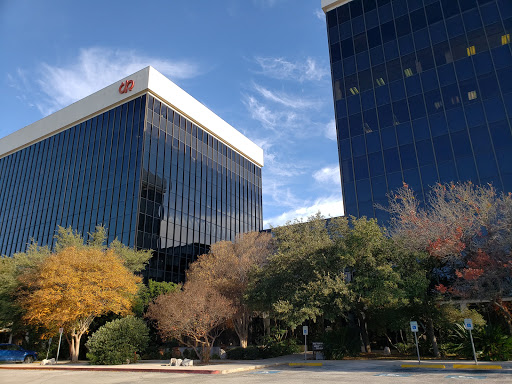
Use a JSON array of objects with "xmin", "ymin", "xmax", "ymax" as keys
[
  {"xmin": 252, "ymin": 0, "xmax": 280, "ymax": 8},
  {"xmin": 243, "ymin": 94, "xmax": 300, "ymax": 131},
  {"xmin": 244, "ymin": 95, "xmax": 280, "ymax": 130},
  {"xmin": 9, "ymin": 47, "xmax": 201, "ymax": 116},
  {"xmin": 314, "ymin": 9, "xmax": 325, "ymax": 21},
  {"xmin": 313, "ymin": 165, "xmax": 341, "ymax": 185},
  {"xmin": 253, "ymin": 83, "xmax": 321, "ymax": 109},
  {"xmin": 254, "ymin": 56, "xmax": 328, "ymax": 82},
  {"xmin": 325, "ymin": 119, "xmax": 337, "ymax": 141},
  {"xmin": 263, "ymin": 194, "xmax": 344, "ymax": 228}
]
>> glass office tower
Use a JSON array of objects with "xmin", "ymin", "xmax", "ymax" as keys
[
  {"xmin": 323, "ymin": 0, "xmax": 512, "ymax": 222},
  {"xmin": 0, "ymin": 67, "xmax": 263, "ymax": 282}
]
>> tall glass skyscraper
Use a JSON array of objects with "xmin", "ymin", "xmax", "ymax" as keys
[
  {"xmin": 0, "ymin": 67, "xmax": 264, "ymax": 282},
  {"xmin": 322, "ymin": 0, "xmax": 512, "ymax": 222}
]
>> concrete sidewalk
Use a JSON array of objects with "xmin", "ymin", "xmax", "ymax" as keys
[
  {"xmin": 1, "ymin": 355, "xmax": 511, "ymax": 375},
  {"xmin": 0, "ymin": 354, "xmax": 303, "ymax": 375}
]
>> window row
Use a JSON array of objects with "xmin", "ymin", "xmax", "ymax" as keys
[
  {"xmin": 337, "ymin": 92, "xmax": 509, "ymax": 140},
  {"xmin": 327, "ymin": 0, "xmax": 506, "ymax": 30},
  {"xmin": 330, "ymin": 17, "xmax": 511, "ymax": 64}
]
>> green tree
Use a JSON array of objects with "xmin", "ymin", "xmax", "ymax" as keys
[
  {"xmin": 246, "ymin": 214, "xmax": 427, "ymax": 353},
  {"xmin": 246, "ymin": 214, "xmax": 350, "ymax": 328},
  {"xmin": 133, "ymin": 279, "xmax": 180, "ymax": 317},
  {"xmin": 0, "ymin": 243, "xmax": 50, "ymax": 333}
]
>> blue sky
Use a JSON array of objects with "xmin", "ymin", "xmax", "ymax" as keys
[{"xmin": 0, "ymin": 0, "xmax": 343, "ymax": 228}]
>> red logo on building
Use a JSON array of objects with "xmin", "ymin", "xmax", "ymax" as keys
[{"xmin": 119, "ymin": 80, "xmax": 134, "ymax": 94}]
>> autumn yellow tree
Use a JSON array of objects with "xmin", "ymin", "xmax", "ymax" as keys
[
  {"xmin": 186, "ymin": 231, "xmax": 275, "ymax": 348},
  {"xmin": 19, "ymin": 246, "xmax": 140, "ymax": 362}
]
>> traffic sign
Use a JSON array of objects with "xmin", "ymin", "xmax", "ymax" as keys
[
  {"xmin": 303, "ymin": 326, "xmax": 309, "ymax": 335},
  {"xmin": 410, "ymin": 321, "xmax": 418, "ymax": 332},
  {"xmin": 59, "ymin": 327, "xmax": 64, "ymax": 334},
  {"xmin": 464, "ymin": 318, "xmax": 473, "ymax": 330}
]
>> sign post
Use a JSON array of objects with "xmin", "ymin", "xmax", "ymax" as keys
[
  {"xmin": 45, "ymin": 337, "xmax": 53, "ymax": 360},
  {"xmin": 303, "ymin": 326, "xmax": 308, "ymax": 361},
  {"xmin": 410, "ymin": 321, "xmax": 421, "ymax": 365},
  {"xmin": 56, "ymin": 328, "xmax": 64, "ymax": 364},
  {"xmin": 464, "ymin": 318, "xmax": 478, "ymax": 365}
]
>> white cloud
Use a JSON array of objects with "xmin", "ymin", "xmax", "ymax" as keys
[
  {"xmin": 254, "ymin": 56, "xmax": 328, "ymax": 82},
  {"xmin": 9, "ymin": 47, "xmax": 201, "ymax": 116},
  {"xmin": 325, "ymin": 119, "xmax": 337, "ymax": 141},
  {"xmin": 313, "ymin": 165, "xmax": 341, "ymax": 185},
  {"xmin": 314, "ymin": 9, "xmax": 325, "ymax": 21},
  {"xmin": 253, "ymin": 83, "xmax": 321, "ymax": 109},
  {"xmin": 263, "ymin": 195, "xmax": 344, "ymax": 228}
]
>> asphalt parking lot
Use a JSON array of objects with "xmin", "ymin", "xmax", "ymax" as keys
[{"xmin": 1, "ymin": 361, "xmax": 510, "ymax": 384}]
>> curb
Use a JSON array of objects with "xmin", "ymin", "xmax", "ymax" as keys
[
  {"xmin": 401, "ymin": 364, "xmax": 446, "ymax": 369},
  {"xmin": 453, "ymin": 364, "xmax": 502, "ymax": 370},
  {"xmin": 0, "ymin": 366, "xmax": 222, "ymax": 374}
]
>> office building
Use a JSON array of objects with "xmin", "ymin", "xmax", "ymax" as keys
[
  {"xmin": 0, "ymin": 66, "xmax": 264, "ymax": 282},
  {"xmin": 322, "ymin": 0, "xmax": 512, "ymax": 221}
]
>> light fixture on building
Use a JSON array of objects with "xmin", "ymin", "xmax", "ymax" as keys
[
  {"xmin": 468, "ymin": 91, "xmax": 477, "ymax": 100},
  {"xmin": 376, "ymin": 77, "xmax": 385, "ymax": 86},
  {"xmin": 467, "ymin": 45, "xmax": 476, "ymax": 56},
  {"xmin": 349, "ymin": 87, "xmax": 359, "ymax": 95}
]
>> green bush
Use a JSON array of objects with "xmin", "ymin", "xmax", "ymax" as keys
[
  {"xmin": 261, "ymin": 338, "xmax": 300, "ymax": 358},
  {"xmin": 395, "ymin": 342, "xmax": 414, "ymax": 355},
  {"xmin": 446, "ymin": 324, "xmax": 512, "ymax": 361},
  {"xmin": 322, "ymin": 327, "xmax": 361, "ymax": 359},
  {"xmin": 226, "ymin": 346, "xmax": 262, "ymax": 360},
  {"xmin": 86, "ymin": 316, "xmax": 149, "ymax": 365}
]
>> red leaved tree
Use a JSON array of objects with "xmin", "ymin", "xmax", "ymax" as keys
[{"xmin": 383, "ymin": 182, "xmax": 512, "ymax": 327}]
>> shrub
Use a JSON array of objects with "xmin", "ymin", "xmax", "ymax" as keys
[
  {"xmin": 395, "ymin": 342, "xmax": 414, "ymax": 355},
  {"xmin": 182, "ymin": 348, "xmax": 197, "ymax": 359},
  {"xmin": 322, "ymin": 327, "xmax": 360, "ymax": 359},
  {"xmin": 86, "ymin": 316, "xmax": 149, "ymax": 365},
  {"xmin": 261, "ymin": 338, "xmax": 300, "ymax": 358},
  {"xmin": 226, "ymin": 346, "xmax": 262, "ymax": 360},
  {"xmin": 445, "ymin": 324, "xmax": 512, "ymax": 361}
]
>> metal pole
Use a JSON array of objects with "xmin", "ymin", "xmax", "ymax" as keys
[
  {"xmin": 304, "ymin": 334, "xmax": 307, "ymax": 360},
  {"xmin": 46, "ymin": 338, "xmax": 52, "ymax": 360},
  {"xmin": 56, "ymin": 332, "xmax": 63, "ymax": 364},
  {"xmin": 469, "ymin": 329, "xmax": 478, "ymax": 365},
  {"xmin": 414, "ymin": 332, "xmax": 421, "ymax": 365}
]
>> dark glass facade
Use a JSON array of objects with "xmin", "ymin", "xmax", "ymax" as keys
[
  {"xmin": 140, "ymin": 95, "xmax": 263, "ymax": 282},
  {"xmin": 325, "ymin": 0, "xmax": 512, "ymax": 222},
  {"xmin": 0, "ymin": 93, "xmax": 263, "ymax": 282}
]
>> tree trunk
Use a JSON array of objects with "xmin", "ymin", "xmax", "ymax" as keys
[
  {"xmin": 233, "ymin": 312, "xmax": 250, "ymax": 348},
  {"xmin": 69, "ymin": 333, "xmax": 82, "ymax": 362},
  {"xmin": 357, "ymin": 311, "xmax": 371, "ymax": 353},
  {"xmin": 263, "ymin": 315, "xmax": 270, "ymax": 337},
  {"xmin": 426, "ymin": 317, "xmax": 440, "ymax": 358},
  {"xmin": 201, "ymin": 342, "xmax": 211, "ymax": 364}
]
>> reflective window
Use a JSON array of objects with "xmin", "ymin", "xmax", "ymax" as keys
[{"xmin": 325, "ymin": 0, "xmax": 512, "ymax": 222}]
